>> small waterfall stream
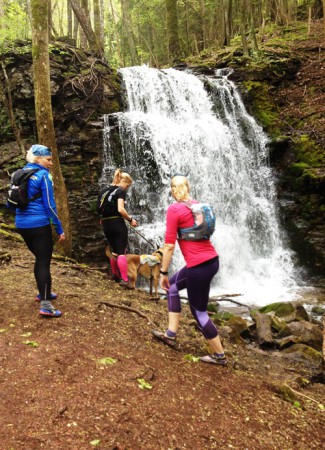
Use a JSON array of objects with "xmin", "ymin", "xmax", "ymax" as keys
[{"xmin": 101, "ymin": 65, "xmax": 299, "ymax": 305}]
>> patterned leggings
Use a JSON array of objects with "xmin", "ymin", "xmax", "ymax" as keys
[{"xmin": 167, "ymin": 257, "xmax": 219, "ymax": 340}]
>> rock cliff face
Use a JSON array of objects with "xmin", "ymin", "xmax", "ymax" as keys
[
  {"xmin": 0, "ymin": 35, "xmax": 324, "ymax": 278},
  {"xmin": 0, "ymin": 40, "xmax": 123, "ymax": 261}
]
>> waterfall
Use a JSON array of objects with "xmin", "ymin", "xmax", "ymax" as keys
[{"xmin": 102, "ymin": 65, "xmax": 299, "ymax": 305}]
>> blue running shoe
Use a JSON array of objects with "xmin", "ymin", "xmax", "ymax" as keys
[
  {"xmin": 39, "ymin": 308, "xmax": 62, "ymax": 318},
  {"xmin": 35, "ymin": 292, "xmax": 58, "ymax": 302}
]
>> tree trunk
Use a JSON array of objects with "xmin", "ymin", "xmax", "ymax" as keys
[
  {"xmin": 166, "ymin": 0, "xmax": 181, "ymax": 62},
  {"xmin": 120, "ymin": 0, "xmax": 139, "ymax": 65},
  {"xmin": 30, "ymin": 0, "xmax": 72, "ymax": 256},
  {"xmin": 69, "ymin": 0, "xmax": 103, "ymax": 56},
  {"xmin": 0, "ymin": 0, "xmax": 5, "ymax": 27},
  {"xmin": 240, "ymin": 0, "xmax": 249, "ymax": 56},
  {"xmin": 108, "ymin": 0, "xmax": 123, "ymax": 66},
  {"xmin": 307, "ymin": 6, "xmax": 312, "ymax": 37},
  {"xmin": 67, "ymin": 0, "xmax": 73, "ymax": 38},
  {"xmin": 93, "ymin": 0, "xmax": 103, "ymax": 50},
  {"xmin": 249, "ymin": 0, "xmax": 259, "ymax": 50},
  {"xmin": 0, "ymin": 61, "xmax": 25, "ymax": 156},
  {"xmin": 79, "ymin": 0, "xmax": 88, "ymax": 50}
]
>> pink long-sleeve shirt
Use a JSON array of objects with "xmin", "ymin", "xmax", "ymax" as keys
[{"xmin": 164, "ymin": 201, "xmax": 218, "ymax": 268}]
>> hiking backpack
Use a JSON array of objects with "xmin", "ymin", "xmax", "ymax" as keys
[
  {"xmin": 178, "ymin": 202, "xmax": 216, "ymax": 241},
  {"xmin": 97, "ymin": 187, "xmax": 119, "ymax": 216},
  {"xmin": 7, "ymin": 168, "xmax": 41, "ymax": 210}
]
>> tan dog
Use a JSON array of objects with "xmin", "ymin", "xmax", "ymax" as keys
[{"xmin": 105, "ymin": 246, "xmax": 163, "ymax": 297}]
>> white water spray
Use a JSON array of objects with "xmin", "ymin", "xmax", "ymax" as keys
[{"xmin": 102, "ymin": 65, "xmax": 299, "ymax": 305}]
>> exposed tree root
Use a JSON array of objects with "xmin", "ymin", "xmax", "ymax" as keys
[{"xmin": 98, "ymin": 301, "xmax": 155, "ymax": 326}]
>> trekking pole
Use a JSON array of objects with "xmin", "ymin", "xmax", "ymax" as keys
[{"xmin": 125, "ymin": 220, "xmax": 160, "ymax": 250}]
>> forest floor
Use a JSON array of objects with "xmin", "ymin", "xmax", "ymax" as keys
[
  {"xmin": 0, "ymin": 237, "xmax": 324, "ymax": 450},
  {"xmin": 270, "ymin": 19, "xmax": 325, "ymax": 151}
]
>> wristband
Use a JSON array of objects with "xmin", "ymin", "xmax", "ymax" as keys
[{"xmin": 160, "ymin": 270, "xmax": 168, "ymax": 275}]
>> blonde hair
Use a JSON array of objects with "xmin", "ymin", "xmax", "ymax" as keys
[
  {"xmin": 171, "ymin": 175, "xmax": 191, "ymax": 202},
  {"xmin": 26, "ymin": 148, "xmax": 38, "ymax": 163},
  {"xmin": 112, "ymin": 168, "xmax": 133, "ymax": 186}
]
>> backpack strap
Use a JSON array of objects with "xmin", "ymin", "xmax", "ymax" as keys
[
  {"xmin": 28, "ymin": 168, "xmax": 42, "ymax": 202},
  {"xmin": 99, "ymin": 187, "xmax": 119, "ymax": 210}
]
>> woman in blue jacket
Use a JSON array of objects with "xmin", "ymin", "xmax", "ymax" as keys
[{"xmin": 13, "ymin": 144, "xmax": 65, "ymax": 318}]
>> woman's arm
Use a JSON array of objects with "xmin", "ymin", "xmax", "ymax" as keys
[
  {"xmin": 159, "ymin": 243, "xmax": 175, "ymax": 291},
  {"xmin": 40, "ymin": 173, "xmax": 64, "ymax": 235},
  {"xmin": 117, "ymin": 198, "xmax": 138, "ymax": 227}
]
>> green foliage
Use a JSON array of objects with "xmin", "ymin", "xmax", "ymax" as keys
[
  {"xmin": 294, "ymin": 135, "xmax": 324, "ymax": 166},
  {"xmin": 137, "ymin": 378, "xmax": 152, "ymax": 390},
  {"xmin": 243, "ymin": 81, "xmax": 279, "ymax": 131},
  {"xmin": 23, "ymin": 340, "xmax": 39, "ymax": 348},
  {"xmin": 293, "ymin": 401, "xmax": 302, "ymax": 409},
  {"xmin": 0, "ymin": 109, "xmax": 13, "ymax": 140},
  {"xmin": 98, "ymin": 357, "xmax": 117, "ymax": 365},
  {"xmin": 20, "ymin": 332, "xmax": 32, "ymax": 337},
  {"xmin": 183, "ymin": 354, "xmax": 200, "ymax": 362},
  {"xmin": 0, "ymin": 1, "xmax": 30, "ymax": 48}
]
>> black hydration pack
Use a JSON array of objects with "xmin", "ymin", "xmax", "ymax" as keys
[
  {"xmin": 97, "ymin": 187, "xmax": 119, "ymax": 216},
  {"xmin": 7, "ymin": 168, "xmax": 41, "ymax": 210},
  {"xmin": 178, "ymin": 202, "xmax": 216, "ymax": 241}
]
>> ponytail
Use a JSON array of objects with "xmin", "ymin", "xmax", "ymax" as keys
[
  {"xmin": 112, "ymin": 168, "xmax": 133, "ymax": 186},
  {"xmin": 112, "ymin": 168, "xmax": 123, "ymax": 184}
]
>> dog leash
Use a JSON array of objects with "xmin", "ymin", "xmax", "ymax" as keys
[{"xmin": 125, "ymin": 220, "xmax": 160, "ymax": 250}]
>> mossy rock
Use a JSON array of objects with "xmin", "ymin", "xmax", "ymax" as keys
[
  {"xmin": 259, "ymin": 301, "xmax": 295, "ymax": 316},
  {"xmin": 311, "ymin": 305, "xmax": 325, "ymax": 315},
  {"xmin": 259, "ymin": 302, "xmax": 309, "ymax": 322},
  {"xmin": 281, "ymin": 343, "xmax": 323, "ymax": 368},
  {"xmin": 270, "ymin": 315, "xmax": 288, "ymax": 333},
  {"xmin": 273, "ymin": 383, "xmax": 298, "ymax": 404},
  {"xmin": 227, "ymin": 316, "xmax": 251, "ymax": 338}
]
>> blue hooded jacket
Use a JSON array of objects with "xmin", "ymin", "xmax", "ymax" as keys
[{"xmin": 13, "ymin": 163, "xmax": 64, "ymax": 235}]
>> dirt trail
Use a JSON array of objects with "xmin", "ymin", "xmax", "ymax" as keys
[{"xmin": 0, "ymin": 238, "xmax": 324, "ymax": 449}]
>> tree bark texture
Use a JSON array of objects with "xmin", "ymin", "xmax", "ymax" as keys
[
  {"xmin": 30, "ymin": 0, "xmax": 72, "ymax": 255},
  {"xmin": 120, "ymin": 0, "xmax": 139, "ymax": 65},
  {"xmin": 69, "ymin": 0, "xmax": 103, "ymax": 56},
  {"xmin": 166, "ymin": 0, "xmax": 181, "ymax": 61}
]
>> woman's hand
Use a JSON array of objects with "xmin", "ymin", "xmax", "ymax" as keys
[
  {"xmin": 160, "ymin": 274, "xmax": 170, "ymax": 291},
  {"xmin": 58, "ymin": 233, "xmax": 66, "ymax": 242},
  {"xmin": 130, "ymin": 218, "xmax": 138, "ymax": 227}
]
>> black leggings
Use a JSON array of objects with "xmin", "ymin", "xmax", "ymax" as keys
[
  {"xmin": 18, "ymin": 225, "xmax": 53, "ymax": 300},
  {"xmin": 102, "ymin": 217, "xmax": 128, "ymax": 255}
]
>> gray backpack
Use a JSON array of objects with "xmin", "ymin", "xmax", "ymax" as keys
[{"xmin": 178, "ymin": 202, "xmax": 216, "ymax": 241}]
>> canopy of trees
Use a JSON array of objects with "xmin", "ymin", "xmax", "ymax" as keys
[{"xmin": 0, "ymin": 0, "xmax": 324, "ymax": 67}]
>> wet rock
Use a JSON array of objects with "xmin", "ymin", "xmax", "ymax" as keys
[
  {"xmin": 259, "ymin": 301, "xmax": 309, "ymax": 323},
  {"xmin": 227, "ymin": 316, "xmax": 251, "ymax": 339},
  {"xmin": 281, "ymin": 343, "xmax": 323, "ymax": 369},
  {"xmin": 277, "ymin": 320, "xmax": 323, "ymax": 351}
]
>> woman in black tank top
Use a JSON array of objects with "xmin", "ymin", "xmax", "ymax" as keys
[{"xmin": 97, "ymin": 168, "xmax": 138, "ymax": 286}]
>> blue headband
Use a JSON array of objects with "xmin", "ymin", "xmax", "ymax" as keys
[
  {"xmin": 171, "ymin": 173, "xmax": 187, "ymax": 178},
  {"xmin": 31, "ymin": 144, "xmax": 52, "ymax": 157}
]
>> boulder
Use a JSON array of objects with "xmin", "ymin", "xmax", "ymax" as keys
[
  {"xmin": 277, "ymin": 320, "xmax": 323, "ymax": 351},
  {"xmin": 259, "ymin": 302, "xmax": 309, "ymax": 323},
  {"xmin": 227, "ymin": 316, "xmax": 251, "ymax": 340},
  {"xmin": 281, "ymin": 344, "xmax": 323, "ymax": 369}
]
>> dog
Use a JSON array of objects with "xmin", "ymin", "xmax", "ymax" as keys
[{"xmin": 105, "ymin": 246, "xmax": 163, "ymax": 298}]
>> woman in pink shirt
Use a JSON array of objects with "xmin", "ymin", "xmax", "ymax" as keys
[{"xmin": 155, "ymin": 175, "xmax": 227, "ymax": 365}]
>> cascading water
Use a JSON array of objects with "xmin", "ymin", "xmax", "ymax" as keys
[{"xmin": 101, "ymin": 65, "xmax": 299, "ymax": 305}]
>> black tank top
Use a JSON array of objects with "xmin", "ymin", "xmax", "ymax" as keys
[{"xmin": 97, "ymin": 185, "xmax": 127, "ymax": 218}]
